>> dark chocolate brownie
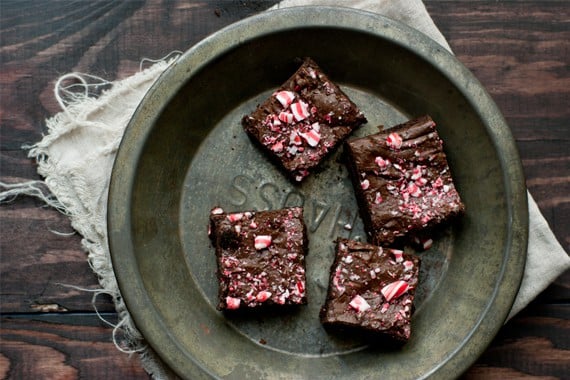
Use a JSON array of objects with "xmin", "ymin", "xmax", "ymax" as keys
[
  {"xmin": 242, "ymin": 57, "xmax": 367, "ymax": 182},
  {"xmin": 320, "ymin": 239, "xmax": 421, "ymax": 344},
  {"xmin": 344, "ymin": 115, "xmax": 465, "ymax": 246},
  {"xmin": 209, "ymin": 206, "xmax": 308, "ymax": 311}
]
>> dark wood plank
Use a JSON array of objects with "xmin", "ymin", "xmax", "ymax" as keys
[
  {"xmin": 463, "ymin": 304, "xmax": 570, "ymax": 379},
  {"xmin": 1, "ymin": 305, "xmax": 567, "ymax": 379},
  {"xmin": 0, "ymin": 316, "xmax": 149, "ymax": 379},
  {"xmin": 426, "ymin": 0, "xmax": 570, "ymax": 254}
]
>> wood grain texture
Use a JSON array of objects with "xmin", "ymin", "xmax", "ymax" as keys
[
  {"xmin": 425, "ymin": 1, "xmax": 570, "ymax": 254},
  {"xmin": 0, "ymin": 1, "xmax": 568, "ymax": 379},
  {"xmin": 0, "ymin": 316, "xmax": 148, "ymax": 379}
]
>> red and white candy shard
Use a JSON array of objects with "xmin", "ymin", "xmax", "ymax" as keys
[
  {"xmin": 386, "ymin": 132, "xmax": 403, "ymax": 149},
  {"xmin": 299, "ymin": 129, "xmax": 321, "ymax": 147},
  {"xmin": 407, "ymin": 182, "xmax": 422, "ymax": 197},
  {"xmin": 403, "ymin": 260, "xmax": 414, "ymax": 272},
  {"xmin": 374, "ymin": 192, "xmax": 383, "ymax": 204},
  {"xmin": 392, "ymin": 249, "xmax": 404, "ymax": 263},
  {"xmin": 290, "ymin": 101, "xmax": 310, "ymax": 121},
  {"xmin": 256, "ymin": 291, "xmax": 272, "ymax": 302},
  {"xmin": 296, "ymin": 280, "xmax": 305, "ymax": 296},
  {"xmin": 289, "ymin": 130, "xmax": 302, "ymax": 146},
  {"xmin": 422, "ymin": 238, "xmax": 433, "ymax": 250},
  {"xmin": 381, "ymin": 280, "xmax": 410, "ymax": 302},
  {"xmin": 274, "ymin": 90, "xmax": 295, "ymax": 108},
  {"xmin": 226, "ymin": 213, "xmax": 243, "ymax": 222},
  {"xmin": 411, "ymin": 166, "xmax": 423, "ymax": 180},
  {"xmin": 349, "ymin": 295, "xmax": 371, "ymax": 313},
  {"xmin": 225, "ymin": 296, "xmax": 241, "ymax": 310},
  {"xmin": 211, "ymin": 207, "xmax": 224, "ymax": 215},
  {"xmin": 278, "ymin": 111, "xmax": 294, "ymax": 124},
  {"xmin": 375, "ymin": 156, "xmax": 389, "ymax": 169},
  {"xmin": 254, "ymin": 235, "xmax": 272, "ymax": 250},
  {"xmin": 271, "ymin": 140, "xmax": 284, "ymax": 152},
  {"xmin": 361, "ymin": 179, "xmax": 370, "ymax": 190}
]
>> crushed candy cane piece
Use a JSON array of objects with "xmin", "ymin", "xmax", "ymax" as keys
[
  {"xmin": 349, "ymin": 295, "xmax": 371, "ymax": 313},
  {"xmin": 375, "ymin": 156, "xmax": 390, "ymax": 169},
  {"xmin": 296, "ymin": 280, "xmax": 305, "ymax": 295},
  {"xmin": 392, "ymin": 249, "xmax": 404, "ymax": 263},
  {"xmin": 381, "ymin": 280, "xmax": 409, "ymax": 302},
  {"xmin": 274, "ymin": 90, "xmax": 295, "ymax": 108},
  {"xmin": 225, "ymin": 297, "xmax": 241, "ymax": 310},
  {"xmin": 361, "ymin": 179, "xmax": 370, "ymax": 190},
  {"xmin": 386, "ymin": 132, "xmax": 403, "ymax": 149},
  {"xmin": 403, "ymin": 260, "xmax": 414, "ymax": 272},
  {"xmin": 278, "ymin": 111, "xmax": 294, "ymax": 124},
  {"xmin": 254, "ymin": 235, "xmax": 272, "ymax": 250},
  {"xmin": 271, "ymin": 140, "xmax": 284, "ymax": 152},
  {"xmin": 407, "ymin": 183, "xmax": 422, "ymax": 197},
  {"xmin": 256, "ymin": 291, "xmax": 272, "ymax": 302},
  {"xmin": 299, "ymin": 129, "xmax": 321, "ymax": 147},
  {"xmin": 289, "ymin": 130, "xmax": 302, "ymax": 146},
  {"xmin": 374, "ymin": 192, "xmax": 383, "ymax": 204},
  {"xmin": 311, "ymin": 122, "xmax": 320, "ymax": 132},
  {"xmin": 226, "ymin": 213, "xmax": 243, "ymax": 222},
  {"xmin": 290, "ymin": 101, "xmax": 310, "ymax": 121},
  {"xmin": 211, "ymin": 207, "xmax": 224, "ymax": 215}
]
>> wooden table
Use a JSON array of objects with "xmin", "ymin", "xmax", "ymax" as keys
[{"xmin": 1, "ymin": 1, "xmax": 568, "ymax": 378}]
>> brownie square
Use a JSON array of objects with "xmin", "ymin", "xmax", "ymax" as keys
[
  {"xmin": 344, "ymin": 115, "xmax": 465, "ymax": 246},
  {"xmin": 242, "ymin": 57, "xmax": 367, "ymax": 182},
  {"xmin": 209, "ymin": 206, "xmax": 308, "ymax": 311},
  {"xmin": 320, "ymin": 239, "xmax": 421, "ymax": 344}
]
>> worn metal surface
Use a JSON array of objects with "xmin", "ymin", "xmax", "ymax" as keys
[{"xmin": 108, "ymin": 6, "xmax": 528, "ymax": 379}]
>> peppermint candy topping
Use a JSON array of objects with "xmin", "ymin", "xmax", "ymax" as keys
[
  {"xmin": 349, "ymin": 295, "xmax": 371, "ymax": 313},
  {"xmin": 274, "ymin": 90, "xmax": 295, "ymax": 108},
  {"xmin": 374, "ymin": 192, "xmax": 383, "ymax": 204},
  {"xmin": 381, "ymin": 280, "xmax": 410, "ymax": 302},
  {"xmin": 271, "ymin": 140, "xmax": 284, "ymax": 152},
  {"xmin": 361, "ymin": 179, "xmax": 370, "ymax": 190},
  {"xmin": 226, "ymin": 213, "xmax": 243, "ymax": 222},
  {"xmin": 211, "ymin": 207, "xmax": 224, "ymax": 215},
  {"xmin": 386, "ymin": 132, "xmax": 403, "ymax": 149},
  {"xmin": 375, "ymin": 156, "xmax": 390, "ymax": 169},
  {"xmin": 278, "ymin": 111, "xmax": 294, "ymax": 124},
  {"xmin": 225, "ymin": 297, "xmax": 241, "ymax": 310},
  {"xmin": 254, "ymin": 235, "xmax": 272, "ymax": 250},
  {"xmin": 289, "ymin": 130, "xmax": 303, "ymax": 146},
  {"xmin": 299, "ymin": 129, "xmax": 321, "ymax": 147},
  {"xmin": 411, "ymin": 166, "xmax": 423, "ymax": 180},
  {"xmin": 296, "ymin": 280, "xmax": 305, "ymax": 296},
  {"xmin": 403, "ymin": 260, "xmax": 414, "ymax": 272},
  {"xmin": 290, "ymin": 101, "xmax": 310, "ymax": 121},
  {"xmin": 256, "ymin": 291, "xmax": 272, "ymax": 302},
  {"xmin": 392, "ymin": 249, "xmax": 404, "ymax": 263},
  {"xmin": 407, "ymin": 182, "xmax": 422, "ymax": 197}
]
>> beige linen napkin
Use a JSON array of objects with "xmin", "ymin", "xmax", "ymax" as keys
[{"xmin": 2, "ymin": 1, "xmax": 568, "ymax": 378}]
